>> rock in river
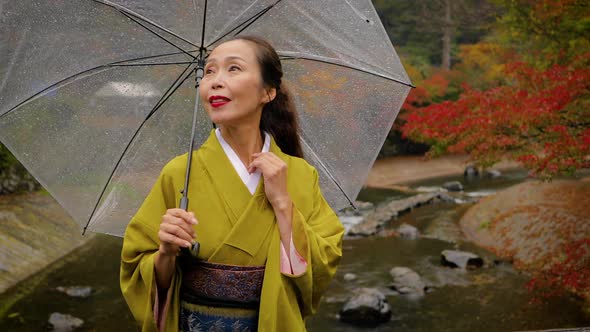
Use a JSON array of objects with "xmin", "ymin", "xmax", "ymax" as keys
[
  {"xmin": 339, "ymin": 288, "xmax": 392, "ymax": 327},
  {"xmin": 442, "ymin": 181, "xmax": 464, "ymax": 192},
  {"xmin": 484, "ymin": 169, "xmax": 502, "ymax": 178},
  {"xmin": 397, "ymin": 223, "xmax": 419, "ymax": 239},
  {"xmin": 441, "ymin": 250, "xmax": 484, "ymax": 269},
  {"xmin": 464, "ymin": 165, "xmax": 479, "ymax": 178},
  {"xmin": 48, "ymin": 313, "xmax": 83, "ymax": 332},
  {"xmin": 348, "ymin": 192, "xmax": 453, "ymax": 236},
  {"xmin": 343, "ymin": 273, "xmax": 358, "ymax": 282},
  {"xmin": 56, "ymin": 286, "xmax": 93, "ymax": 298},
  {"xmin": 389, "ymin": 267, "xmax": 426, "ymax": 296}
]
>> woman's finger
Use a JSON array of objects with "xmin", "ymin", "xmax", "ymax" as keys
[
  {"xmin": 251, "ymin": 152, "xmax": 285, "ymax": 172},
  {"xmin": 249, "ymin": 160, "xmax": 275, "ymax": 176},
  {"xmin": 259, "ymin": 152, "xmax": 283, "ymax": 164},
  {"xmin": 160, "ymin": 222, "xmax": 195, "ymax": 244},
  {"xmin": 158, "ymin": 230, "xmax": 192, "ymax": 248},
  {"xmin": 249, "ymin": 154, "xmax": 278, "ymax": 174},
  {"xmin": 166, "ymin": 208, "xmax": 198, "ymax": 225},
  {"xmin": 162, "ymin": 214, "xmax": 195, "ymax": 237}
]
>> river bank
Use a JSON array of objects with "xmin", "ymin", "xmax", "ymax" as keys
[
  {"xmin": 366, "ymin": 154, "xmax": 521, "ymax": 188},
  {"xmin": 0, "ymin": 193, "xmax": 94, "ymax": 295}
]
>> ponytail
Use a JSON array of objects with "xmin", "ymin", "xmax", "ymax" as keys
[{"xmin": 260, "ymin": 83, "xmax": 303, "ymax": 158}]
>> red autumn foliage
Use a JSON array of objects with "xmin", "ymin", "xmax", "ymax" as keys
[
  {"xmin": 526, "ymin": 238, "xmax": 590, "ymax": 303},
  {"xmin": 401, "ymin": 86, "xmax": 430, "ymax": 113},
  {"xmin": 398, "ymin": 68, "xmax": 458, "ymax": 131},
  {"xmin": 401, "ymin": 54, "xmax": 590, "ymax": 177}
]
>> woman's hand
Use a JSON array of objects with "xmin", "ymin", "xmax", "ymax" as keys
[
  {"xmin": 158, "ymin": 208, "xmax": 198, "ymax": 257},
  {"xmin": 248, "ymin": 152, "xmax": 291, "ymax": 210},
  {"xmin": 249, "ymin": 152, "xmax": 294, "ymax": 251}
]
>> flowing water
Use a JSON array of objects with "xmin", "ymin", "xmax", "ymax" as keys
[{"xmin": 1, "ymin": 170, "xmax": 589, "ymax": 331}]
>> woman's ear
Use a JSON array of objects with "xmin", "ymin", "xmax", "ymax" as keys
[{"xmin": 265, "ymin": 88, "xmax": 277, "ymax": 103}]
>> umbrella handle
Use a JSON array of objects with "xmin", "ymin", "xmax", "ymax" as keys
[{"xmin": 179, "ymin": 195, "xmax": 200, "ymax": 259}]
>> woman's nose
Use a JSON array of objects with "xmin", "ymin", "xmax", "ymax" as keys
[{"xmin": 210, "ymin": 73, "xmax": 225, "ymax": 89}]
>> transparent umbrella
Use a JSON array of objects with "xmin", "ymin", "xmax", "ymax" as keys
[{"xmin": 0, "ymin": 0, "xmax": 412, "ymax": 237}]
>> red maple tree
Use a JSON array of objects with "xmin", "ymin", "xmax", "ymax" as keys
[{"xmin": 402, "ymin": 54, "xmax": 590, "ymax": 178}]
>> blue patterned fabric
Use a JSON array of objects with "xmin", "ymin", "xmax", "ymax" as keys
[{"xmin": 179, "ymin": 300, "xmax": 258, "ymax": 332}]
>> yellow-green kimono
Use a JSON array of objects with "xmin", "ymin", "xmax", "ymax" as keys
[{"xmin": 120, "ymin": 129, "xmax": 345, "ymax": 331}]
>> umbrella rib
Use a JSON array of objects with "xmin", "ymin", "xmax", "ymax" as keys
[
  {"xmin": 148, "ymin": 63, "xmax": 196, "ymax": 120},
  {"xmin": 197, "ymin": 0, "xmax": 208, "ymax": 50},
  {"xmin": 0, "ymin": 51, "xmax": 197, "ymax": 120},
  {"xmin": 118, "ymin": 11, "xmax": 197, "ymax": 60},
  {"xmin": 232, "ymin": 0, "xmax": 283, "ymax": 36},
  {"xmin": 299, "ymin": 135, "xmax": 356, "ymax": 209},
  {"xmin": 109, "ymin": 61, "xmax": 196, "ymax": 67},
  {"xmin": 90, "ymin": 0, "xmax": 199, "ymax": 48},
  {"xmin": 206, "ymin": 0, "xmax": 284, "ymax": 48},
  {"xmin": 82, "ymin": 62, "xmax": 196, "ymax": 234},
  {"xmin": 205, "ymin": 6, "xmax": 269, "ymax": 47},
  {"xmin": 279, "ymin": 53, "xmax": 415, "ymax": 88}
]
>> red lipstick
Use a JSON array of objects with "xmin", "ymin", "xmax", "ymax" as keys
[{"xmin": 209, "ymin": 95, "xmax": 231, "ymax": 108}]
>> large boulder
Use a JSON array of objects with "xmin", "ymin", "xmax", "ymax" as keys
[{"xmin": 339, "ymin": 288, "xmax": 392, "ymax": 327}]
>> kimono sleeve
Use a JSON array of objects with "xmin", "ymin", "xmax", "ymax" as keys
[
  {"xmin": 120, "ymin": 163, "xmax": 182, "ymax": 332},
  {"xmin": 284, "ymin": 167, "xmax": 345, "ymax": 317}
]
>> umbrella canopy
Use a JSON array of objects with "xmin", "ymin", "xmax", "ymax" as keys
[{"xmin": 0, "ymin": 0, "xmax": 412, "ymax": 236}]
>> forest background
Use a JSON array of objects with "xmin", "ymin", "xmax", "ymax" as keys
[{"xmin": 373, "ymin": 0, "xmax": 589, "ymax": 179}]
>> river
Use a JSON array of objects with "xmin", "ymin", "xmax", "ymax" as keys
[{"xmin": 1, "ymin": 170, "xmax": 589, "ymax": 331}]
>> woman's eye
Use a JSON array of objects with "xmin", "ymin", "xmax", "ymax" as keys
[
  {"xmin": 204, "ymin": 68, "xmax": 214, "ymax": 75},
  {"xmin": 229, "ymin": 65, "xmax": 241, "ymax": 71}
]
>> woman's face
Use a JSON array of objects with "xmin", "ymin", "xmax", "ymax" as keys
[{"xmin": 199, "ymin": 39, "xmax": 273, "ymax": 127}]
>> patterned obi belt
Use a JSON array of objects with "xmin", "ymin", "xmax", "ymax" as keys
[
  {"xmin": 179, "ymin": 261, "xmax": 265, "ymax": 332},
  {"xmin": 180, "ymin": 261, "xmax": 266, "ymax": 309}
]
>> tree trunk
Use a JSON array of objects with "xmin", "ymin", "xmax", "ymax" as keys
[{"xmin": 442, "ymin": 0, "xmax": 452, "ymax": 70}]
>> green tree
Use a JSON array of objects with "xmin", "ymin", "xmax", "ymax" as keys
[
  {"xmin": 492, "ymin": 0, "xmax": 590, "ymax": 67},
  {"xmin": 373, "ymin": 0, "xmax": 499, "ymax": 68},
  {"xmin": 0, "ymin": 143, "xmax": 18, "ymax": 170}
]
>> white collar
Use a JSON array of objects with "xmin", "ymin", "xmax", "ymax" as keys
[{"xmin": 215, "ymin": 128, "xmax": 271, "ymax": 195}]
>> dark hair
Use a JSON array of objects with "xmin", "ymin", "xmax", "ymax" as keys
[{"xmin": 225, "ymin": 35, "xmax": 304, "ymax": 158}]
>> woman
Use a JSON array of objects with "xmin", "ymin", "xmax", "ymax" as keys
[{"xmin": 120, "ymin": 35, "xmax": 345, "ymax": 332}]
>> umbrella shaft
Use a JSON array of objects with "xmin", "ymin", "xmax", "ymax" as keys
[{"xmin": 180, "ymin": 54, "xmax": 205, "ymax": 258}]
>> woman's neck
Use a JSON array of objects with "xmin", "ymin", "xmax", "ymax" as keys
[{"xmin": 218, "ymin": 125, "xmax": 264, "ymax": 168}]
